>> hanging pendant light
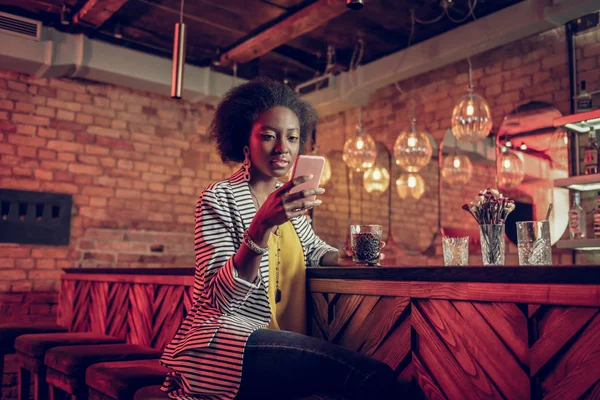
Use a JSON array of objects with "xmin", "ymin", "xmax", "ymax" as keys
[
  {"xmin": 498, "ymin": 148, "xmax": 524, "ymax": 189},
  {"xmin": 441, "ymin": 151, "xmax": 473, "ymax": 185},
  {"xmin": 170, "ymin": 0, "xmax": 187, "ymax": 99},
  {"xmin": 363, "ymin": 166, "xmax": 390, "ymax": 195},
  {"xmin": 451, "ymin": 58, "xmax": 492, "ymax": 143},
  {"xmin": 343, "ymin": 109, "xmax": 377, "ymax": 172},
  {"xmin": 393, "ymin": 101, "xmax": 433, "ymax": 172},
  {"xmin": 396, "ymin": 173, "xmax": 425, "ymax": 200}
]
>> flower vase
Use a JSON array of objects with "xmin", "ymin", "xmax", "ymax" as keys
[{"xmin": 479, "ymin": 224, "xmax": 505, "ymax": 265}]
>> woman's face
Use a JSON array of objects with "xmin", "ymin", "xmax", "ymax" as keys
[{"xmin": 248, "ymin": 106, "xmax": 301, "ymax": 180}]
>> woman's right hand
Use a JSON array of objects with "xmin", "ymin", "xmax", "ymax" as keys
[{"xmin": 250, "ymin": 175, "xmax": 325, "ymax": 239}]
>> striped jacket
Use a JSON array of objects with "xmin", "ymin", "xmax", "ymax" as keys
[{"xmin": 160, "ymin": 168, "xmax": 336, "ymax": 399}]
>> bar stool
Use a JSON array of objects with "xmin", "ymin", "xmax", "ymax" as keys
[
  {"xmin": 86, "ymin": 359, "xmax": 168, "ymax": 400},
  {"xmin": 0, "ymin": 322, "xmax": 67, "ymax": 395},
  {"xmin": 133, "ymin": 385, "xmax": 170, "ymax": 400},
  {"xmin": 44, "ymin": 343, "xmax": 162, "ymax": 400},
  {"xmin": 15, "ymin": 332, "xmax": 122, "ymax": 400}
]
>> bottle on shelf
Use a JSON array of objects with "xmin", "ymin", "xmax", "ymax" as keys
[
  {"xmin": 569, "ymin": 192, "xmax": 586, "ymax": 239},
  {"xmin": 577, "ymin": 80, "xmax": 593, "ymax": 112},
  {"xmin": 584, "ymin": 130, "xmax": 599, "ymax": 175},
  {"xmin": 594, "ymin": 192, "xmax": 600, "ymax": 238}
]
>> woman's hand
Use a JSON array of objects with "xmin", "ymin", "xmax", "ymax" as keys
[{"xmin": 249, "ymin": 175, "xmax": 324, "ymax": 239}]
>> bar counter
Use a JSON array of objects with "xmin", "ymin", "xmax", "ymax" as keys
[{"xmin": 59, "ymin": 266, "xmax": 600, "ymax": 399}]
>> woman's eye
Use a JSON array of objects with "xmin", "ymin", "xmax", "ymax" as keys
[
  {"xmin": 261, "ymin": 134, "xmax": 275, "ymax": 140},
  {"xmin": 288, "ymin": 136, "xmax": 299, "ymax": 142}
]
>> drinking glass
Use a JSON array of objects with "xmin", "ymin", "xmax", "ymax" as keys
[
  {"xmin": 442, "ymin": 236, "xmax": 469, "ymax": 266},
  {"xmin": 516, "ymin": 220, "xmax": 552, "ymax": 266},
  {"xmin": 350, "ymin": 224, "xmax": 383, "ymax": 265}
]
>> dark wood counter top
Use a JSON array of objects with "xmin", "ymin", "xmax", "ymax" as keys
[
  {"xmin": 306, "ymin": 265, "xmax": 600, "ymax": 284},
  {"xmin": 62, "ymin": 265, "xmax": 600, "ymax": 285}
]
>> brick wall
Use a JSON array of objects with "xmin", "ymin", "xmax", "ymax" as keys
[
  {"xmin": 313, "ymin": 26, "xmax": 600, "ymax": 265},
  {"xmin": 0, "ymin": 71, "xmax": 240, "ymax": 300},
  {"xmin": 1, "ymin": 26, "xmax": 599, "ymax": 299}
]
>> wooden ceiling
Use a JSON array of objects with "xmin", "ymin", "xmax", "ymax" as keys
[{"xmin": 1, "ymin": 0, "xmax": 522, "ymax": 87}]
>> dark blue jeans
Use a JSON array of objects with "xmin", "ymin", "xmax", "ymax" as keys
[{"xmin": 235, "ymin": 329, "xmax": 405, "ymax": 400}]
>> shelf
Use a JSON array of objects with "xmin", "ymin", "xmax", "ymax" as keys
[
  {"xmin": 556, "ymin": 238, "xmax": 600, "ymax": 251},
  {"xmin": 554, "ymin": 174, "xmax": 600, "ymax": 191},
  {"xmin": 553, "ymin": 109, "xmax": 600, "ymax": 133}
]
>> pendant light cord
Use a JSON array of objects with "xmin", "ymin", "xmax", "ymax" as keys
[
  {"xmin": 467, "ymin": 57, "xmax": 473, "ymax": 89},
  {"xmin": 179, "ymin": 0, "xmax": 184, "ymax": 23}
]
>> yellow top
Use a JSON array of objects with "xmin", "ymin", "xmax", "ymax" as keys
[{"xmin": 266, "ymin": 221, "xmax": 306, "ymax": 334}]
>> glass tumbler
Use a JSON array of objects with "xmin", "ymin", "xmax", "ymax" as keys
[
  {"xmin": 516, "ymin": 220, "xmax": 552, "ymax": 266},
  {"xmin": 350, "ymin": 224, "xmax": 383, "ymax": 265},
  {"xmin": 442, "ymin": 236, "xmax": 469, "ymax": 266}
]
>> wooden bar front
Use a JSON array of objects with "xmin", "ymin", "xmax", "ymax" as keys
[
  {"xmin": 58, "ymin": 266, "xmax": 600, "ymax": 399},
  {"xmin": 307, "ymin": 266, "xmax": 600, "ymax": 400}
]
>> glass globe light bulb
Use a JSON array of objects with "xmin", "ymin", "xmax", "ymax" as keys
[
  {"xmin": 343, "ymin": 126, "xmax": 377, "ymax": 172},
  {"xmin": 393, "ymin": 122, "xmax": 433, "ymax": 173},
  {"xmin": 441, "ymin": 153, "xmax": 473, "ymax": 185},
  {"xmin": 498, "ymin": 151, "xmax": 524, "ymax": 189},
  {"xmin": 363, "ymin": 166, "xmax": 390, "ymax": 195},
  {"xmin": 451, "ymin": 90, "xmax": 492, "ymax": 143},
  {"xmin": 396, "ymin": 173, "xmax": 425, "ymax": 200}
]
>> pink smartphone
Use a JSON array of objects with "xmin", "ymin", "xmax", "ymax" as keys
[{"xmin": 289, "ymin": 155, "xmax": 325, "ymax": 201}]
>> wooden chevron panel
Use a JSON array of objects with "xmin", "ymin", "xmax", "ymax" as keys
[
  {"xmin": 531, "ymin": 306, "xmax": 600, "ymax": 400},
  {"xmin": 58, "ymin": 279, "xmax": 74, "ymax": 330},
  {"xmin": 71, "ymin": 280, "xmax": 93, "ymax": 332},
  {"xmin": 309, "ymin": 293, "xmax": 412, "ymax": 382},
  {"xmin": 60, "ymin": 278, "xmax": 191, "ymax": 351}
]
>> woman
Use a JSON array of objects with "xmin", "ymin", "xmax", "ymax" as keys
[{"xmin": 160, "ymin": 78, "xmax": 401, "ymax": 400}]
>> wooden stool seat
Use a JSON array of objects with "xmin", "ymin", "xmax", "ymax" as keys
[
  {"xmin": 45, "ymin": 343, "xmax": 162, "ymax": 399},
  {"xmin": 86, "ymin": 359, "xmax": 168, "ymax": 400},
  {"xmin": 133, "ymin": 385, "xmax": 170, "ymax": 400},
  {"xmin": 0, "ymin": 322, "xmax": 67, "ymax": 353},
  {"xmin": 14, "ymin": 333, "xmax": 121, "ymax": 400},
  {"xmin": 0, "ymin": 322, "xmax": 68, "ymax": 400}
]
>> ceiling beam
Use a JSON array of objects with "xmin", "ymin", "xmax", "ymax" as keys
[
  {"xmin": 73, "ymin": 0, "xmax": 129, "ymax": 28},
  {"xmin": 220, "ymin": 0, "xmax": 347, "ymax": 65}
]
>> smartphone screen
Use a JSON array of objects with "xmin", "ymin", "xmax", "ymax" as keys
[{"xmin": 289, "ymin": 155, "xmax": 325, "ymax": 201}]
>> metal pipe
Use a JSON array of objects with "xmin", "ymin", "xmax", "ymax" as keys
[{"xmin": 171, "ymin": 22, "xmax": 186, "ymax": 99}]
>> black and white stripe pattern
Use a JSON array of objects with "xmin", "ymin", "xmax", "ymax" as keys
[{"xmin": 160, "ymin": 168, "xmax": 337, "ymax": 399}]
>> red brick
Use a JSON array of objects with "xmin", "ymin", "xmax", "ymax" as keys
[
  {"xmin": 85, "ymin": 144, "xmax": 110, "ymax": 156},
  {"xmin": 49, "ymin": 120, "xmax": 86, "ymax": 132},
  {"xmin": 16, "ymin": 124, "xmax": 37, "ymax": 135},
  {"xmin": 15, "ymin": 259, "xmax": 35, "ymax": 269},
  {"xmin": 0, "ymin": 143, "xmax": 15, "ymax": 155},
  {"xmin": 34, "ymin": 169, "xmax": 53, "ymax": 180},
  {"xmin": 38, "ymin": 127, "xmax": 58, "ymax": 138},
  {"xmin": 17, "ymin": 146, "xmax": 38, "ymax": 158},
  {"xmin": 8, "ymin": 134, "xmax": 46, "ymax": 148},
  {"xmin": 37, "ymin": 150, "xmax": 56, "ymax": 161},
  {"xmin": 0, "ymin": 178, "xmax": 40, "ymax": 191},
  {"xmin": 76, "ymin": 113, "xmax": 94, "ymax": 124},
  {"xmin": 0, "ymin": 269, "xmax": 26, "ymax": 279},
  {"xmin": 47, "ymin": 98, "xmax": 82, "ymax": 112},
  {"xmin": 57, "ymin": 152, "xmax": 76, "ymax": 162},
  {"xmin": 12, "ymin": 167, "xmax": 33, "ymax": 177},
  {"xmin": 41, "ymin": 181, "xmax": 79, "ymax": 194},
  {"xmin": 47, "ymin": 140, "xmax": 83, "ymax": 153},
  {"xmin": 15, "ymin": 102, "xmax": 35, "ymax": 113},
  {"xmin": 36, "ymin": 259, "xmax": 56, "ymax": 269},
  {"xmin": 7, "ymin": 81, "xmax": 27, "ymax": 92},
  {"xmin": 11, "ymin": 113, "xmax": 49, "ymax": 126},
  {"xmin": 0, "ymin": 120, "xmax": 17, "ymax": 133},
  {"xmin": 31, "ymin": 248, "xmax": 69, "ymax": 259},
  {"xmin": 40, "ymin": 160, "xmax": 68, "ymax": 171},
  {"xmin": 69, "ymin": 163, "xmax": 103, "ymax": 175},
  {"xmin": 57, "ymin": 109, "xmax": 75, "ymax": 121},
  {"xmin": 0, "ymin": 99, "xmax": 14, "ymax": 110}
]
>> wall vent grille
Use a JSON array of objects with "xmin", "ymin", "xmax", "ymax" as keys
[{"xmin": 0, "ymin": 12, "xmax": 42, "ymax": 41}]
